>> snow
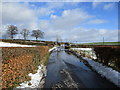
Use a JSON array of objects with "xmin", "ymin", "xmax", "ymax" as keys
[
  {"xmin": 74, "ymin": 51, "xmax": 120, "ymax": 87},
  {"xmin": 0, "ymin": 42, "xmax": 35, "ymax": 47},
  {"xmin": 71, "ymin": 48, "xmax": 92, "ymax": 51},
  {"xmin": 84, "ymin": 57, "xmax": 120, "ymax": 87},
  {"xmin": 49, "ymin": 47, "xmax": 57, "ymax": 52},
  {"xmin": 17, "ymin": 64, "xmax": 47, "ymax": 88},
  {"xmin": 71, "ymin": 48, "xmax": 97, "ymax": 59}
]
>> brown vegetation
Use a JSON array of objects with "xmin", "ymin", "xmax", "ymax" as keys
[
  {"xmin": 71, "ymin": 45, "xmax": 120, "ymax": 48},
  {"xmin": 1, "ymin": 46, "xmax": 49, "ymax": 88},
  {"xmin": 93, "ymin": 47, "xmax": 120, "ymax": 71}
]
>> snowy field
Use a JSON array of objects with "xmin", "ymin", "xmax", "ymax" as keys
[
  {"xmin": 73, "ymin": 50, "xmax": 120, "ymax": 87},
  {"xmin": 0, "ymin": 42, "xmax": 35, "ymax": 47},
  {"xmin": 17, "ymin": 65, "xmax": 47, "ymax": 88}
]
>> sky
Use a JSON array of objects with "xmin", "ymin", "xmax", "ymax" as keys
[{"xmin": 0, "ymin": 2, "xmax": 119, "ymax": 43}]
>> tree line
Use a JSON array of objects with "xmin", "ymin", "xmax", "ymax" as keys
[{"xmin": 6, "ymin": 25, "xmax": 44, "ymax": 40}]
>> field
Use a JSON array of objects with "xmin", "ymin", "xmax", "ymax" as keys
[{"xmin": 77, "ymin": 42, "xmax": 120, "ymax": 45}]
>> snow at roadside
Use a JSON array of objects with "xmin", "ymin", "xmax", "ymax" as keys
[
  {"xmin": 83, "ymin": 57, "xmax": 120, "ymax": 87},
  {"xmin": 49, "ymin": 46, "xmax": 62, "ymax": 52},
  {"xmin": 71, "ymin": 48, "xmax": 97, "ymax": 59},
  {"xmin": 71, "ymin": 48, "xmax": 92, "ymax": 51},
  {"xmin": 49, "ymin": 47, "xmax": 57, "ymax": 52},
  {"xmin": 73, "ymin": 51, "xmax": 120, "ymax": 87},
  {"xmin": 17, "ymin": 65, "xmax": 47, "ymax": 88},
  {"xmin": 0, "ymin": 42, "xmax": 35, "ymax": 47}
]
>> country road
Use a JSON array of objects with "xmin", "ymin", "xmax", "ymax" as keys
[{"xmin": 44, "ymin": 49, "xmax": 118, "ymax": 88}]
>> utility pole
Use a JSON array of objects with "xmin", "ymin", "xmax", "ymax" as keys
[
  {"xmin": 103, "ymin": 37, "xmax": 104, "ymax": 45},
  {"xmin": 56, "ymin": 38, "xmax": 58, "ymax": 46}
]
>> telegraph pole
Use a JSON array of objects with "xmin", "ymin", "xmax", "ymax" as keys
[{"xmin": 103, "ymin": 37, "xmax": 104, "ymax": 45}]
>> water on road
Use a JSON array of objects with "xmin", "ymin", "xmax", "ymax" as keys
[{"xmin": 44, "ymin": 50, "xmax": 118, "ymax": 88}]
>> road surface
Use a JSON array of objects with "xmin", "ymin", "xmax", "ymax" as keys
[{"xmin": 44, "ymin": 49, "xmax": 118, "ymax": 88}]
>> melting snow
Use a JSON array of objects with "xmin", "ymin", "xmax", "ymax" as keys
[
  {"xmin": 71, "ymin": 48, "xmax": 92, "ymax": 51},
  {"xmin": 74, "ymin": 51, "xmax": 120, "ymax": 87},
  {"xmin": 71, "ymin": 48, "xmax": 97, "ymax": 59},
  {"xmin": 84, "ymin": 57, "xmax": 120, "ymax": 87},
  {"xmin": 17, "ymin": 65, "xmax": 47, "ymax": 88},
  {"xmin": 49, "ymin": 46, "xmax": 58, "ymax": 52},
  {"xmin": 71, "ymin": 48, "xmax": 120, "ymax": 87}
]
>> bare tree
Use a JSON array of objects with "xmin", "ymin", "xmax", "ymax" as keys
[
  {"xmin": 31, "ymin": 30, "xmax": 44, "ymax": 40},
  {"xmin": 21, "ymin": 29, "xmax": 29, "ymax": 40},
  {"xmin": 7, "ymin": 25, "xmax": 18, "ymax": 39}
]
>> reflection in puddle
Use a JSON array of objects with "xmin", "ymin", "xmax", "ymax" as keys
[{"xmin": 52, "ymin": 69, "xmax": 79, "ymax": 88}]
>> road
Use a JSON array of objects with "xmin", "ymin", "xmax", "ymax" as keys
[{"xmin": 44, "ymin": 49, "xmax": 118, "ymax": 88}]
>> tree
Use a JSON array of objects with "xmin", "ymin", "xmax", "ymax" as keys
[
  {"xmin": 21, "ymin": 29, "xmax": 29, "ymax": 40},
  {"xmin": 31, "ymin": 30, "xmax": 44, "ymax": 40},
  {"xmin": 7, "ymin": 25, "xmax": 18, "ymax": 39}
]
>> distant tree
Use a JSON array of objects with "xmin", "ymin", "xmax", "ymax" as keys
[
  {"xmin": 7, "ymin": 25, "xmax": 18, "ymax": 39},
  {"xmin": 31, "ymin": 30, "xmax": 44, "ymax": 40},
  {"xmin": 21, "ymin": 29, "xmax": 29, "ymax": 40}
]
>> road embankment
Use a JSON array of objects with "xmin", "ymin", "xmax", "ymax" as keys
[{"xmin": 1, "ymin": 46, "xmax": 49, "ymax": 88}]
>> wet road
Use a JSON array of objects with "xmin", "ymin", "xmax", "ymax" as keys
[{"xmin": 44, "ymin": 50, "xmax": 118, "ymax": 88}]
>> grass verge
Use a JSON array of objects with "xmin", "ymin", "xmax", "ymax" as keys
[{"xmin": 1, "ymin": 46, "xmax": 49, "ymax": 88}]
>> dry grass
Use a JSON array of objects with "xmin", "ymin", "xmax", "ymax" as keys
[{"xmin": 1, "ymin": 46, "xmax": 49, "ymax": 88}]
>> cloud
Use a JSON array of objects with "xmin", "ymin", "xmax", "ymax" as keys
[
  {"xmin": 39, "ymin": 8, "xmax": 93, "ymax": 40},
  {"xmin": 35, "ymin": 2, "xmax": 79, "ymax": 17},
  {"xmin": 45, "ymin": 2, "xmax": 65, "ymax": 9},
  {"xmin": 68, "ymin": 28, "xmax": 118, "ymax": 42},
  {"xmin": 2, "ymin": 0, "xmax": 120, "ymax": 2},
  {"xmin": 49, "ymin": 8, "xmax": 92, "ymax": 30},
  {"xmin": 50, "ymin": 14, "xmax": 58, "ymax": 19},
  {"xmin": 44, "ymin": 27, "xmax": 118, "ymax": 42},
  {"xmin": 2, "ymin": 3, "xmax": 36, "ymax": 25},
  {"xmin": 99, "ymin": 29, "xmax": 107, "ymax": 35},
  {"xmin": 103, "ymin": 3, "xmax": 115, "ymax": 10},
  {"xmin": 92, "ymin": 2, "xmax": 115, "ymax": 10},
  {"xmin": 1, "ymin": 2, "xmax": 117, "ymax": 42},
  {"xmin": 92, "ymin": 2, "xmax": 101, "ymax": 8},
  {"xmin": 36, "ymin": 7, "xmax": 54, "ymax": 17},
  {"xmin": 1, "ymin": 2, "xmax": 41, "ymax": 39},
  {"xmin": 88, "ymin": 19, "xmax": 107, "ymax": 24}
]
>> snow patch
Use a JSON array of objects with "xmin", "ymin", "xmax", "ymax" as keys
[
  {"xmin": 71, "ymin": 48, "xmax": 97, "ymax": 59},
  {"xmin": 71, "ymin": 48, "xmax": 92, "ymax": 51},
  {"xmin": 17, "ymin": 64, "xmax": 47, "ymax": 88},
  {"xmin": 0, "ymin": 42, "xmax": 35, "ymax": 47},
  {"xmin": 81, "ymin": 56, "xmax": 120, "ymax": 87},
  {"xmin": 49, "ymin": 46, "xmax": 57, "ymax": 52}
]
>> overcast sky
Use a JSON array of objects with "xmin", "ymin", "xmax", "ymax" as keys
[{"xmin": 0, "ymin": 2, "xmax": 118, "ymax": 43}]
